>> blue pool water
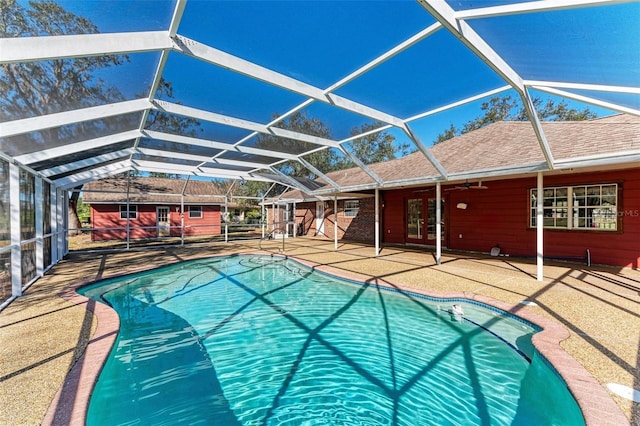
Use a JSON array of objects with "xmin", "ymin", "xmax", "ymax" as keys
[{"xmin": 79, "ymin": 255, "xmax": 584, "ymax": 425}]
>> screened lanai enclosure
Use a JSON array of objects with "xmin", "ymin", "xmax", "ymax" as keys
[{"xmin": 1, "ymin": 0, "xmax": 639, "ymax": 306}]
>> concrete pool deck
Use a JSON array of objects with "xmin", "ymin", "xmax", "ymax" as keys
[{"xmin": 0, "ymin": 238, "xmax": 638, "ymax": 425}]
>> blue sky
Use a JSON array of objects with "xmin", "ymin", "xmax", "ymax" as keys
[{"xmin": 49, "ymin": 1, "xmax": 638, "ymax": 147}]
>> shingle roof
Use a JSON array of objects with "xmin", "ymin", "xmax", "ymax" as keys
[
  {"xmin": 275, "ymin": 113, "xmax": 640, "ymax": 200},
  {"xmin": 83, "ymin": 177, "xmax": 228, "ymax": 205}
]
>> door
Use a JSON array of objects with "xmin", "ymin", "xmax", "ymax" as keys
[
  {"xmin": 315, "ymin": 202, "xmax": 325, "ymax": 236},
  {"xmin": 406, "ymin": 197, "xmax": 445, "ymax": 245},
  {"xmin": 406, "ymin": 198, "xmax": 423, "ymax": 243},
  {"xmin": 157, "ymin": 207, "xmax": 170, "ymax": 237}
]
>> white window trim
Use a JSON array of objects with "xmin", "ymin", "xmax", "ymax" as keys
[
  {"xmin": 530, "ymin": 183, "xmax": 618, "ymax": 231},
  {"xmin": 188, "ymin": 205, "xmax": 203, "ymax": 219},
  {"xmin": 344, "ymin": 200, "xmax": 359, "ymax": 218},
  {"xmin": 119, "ymin": 204, "xmax": 137, "ymax": 220}
]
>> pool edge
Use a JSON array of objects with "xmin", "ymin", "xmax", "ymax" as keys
[{"xmin": 48, "ymin": 252, "xmax": 629, "ymax": 426}]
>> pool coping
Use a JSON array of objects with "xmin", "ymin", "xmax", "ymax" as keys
[{"xmin": 45, "ymin": 252, "xmax": 629, "ymax": 426}]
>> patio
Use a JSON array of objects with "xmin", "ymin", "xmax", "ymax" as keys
[{"xmin": 0, "ymin": 238, "xmax": 638, "ymax": 425}]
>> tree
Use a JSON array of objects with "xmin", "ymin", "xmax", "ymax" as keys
[
  {"xmin": 1, "ymin": 0, "xmax": 131, "ymax": 234},
  {"xmin": 348, "ymin": 121, "xmax": 410, "ymax": 165},
  {"xmin": 0, "ymin": 1, "xmax": 200, "ymax": 233},
  {"xmin": 434, "ymin": 123, "xmax": 457, "ymax": 145},
  {"xmin": 255, "ymin": 111, "xmax": 342, "ymax": 179},
  {"xmin": 433, "ymin": 95, "xmax": 597, "ymax": 144},
  {"xmin": 255, "ymin": 112, "xmax": 411, "ymax": 181},
  {"xmin": 461, "ymin": 96, "xmax": 519, "ymax": 134}
]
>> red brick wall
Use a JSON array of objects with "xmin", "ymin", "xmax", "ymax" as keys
[
  {"xmin": 291, "ymin": 199, "xmax": 376, "ymax": 242},
  {"xmin": 295, "ymin": 204, "xmax": 315, "ymax": 236}
]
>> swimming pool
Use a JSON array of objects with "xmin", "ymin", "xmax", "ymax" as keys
[{"xmin": 79, "ymin": 255, "xmax": 584, "ymax": 425}]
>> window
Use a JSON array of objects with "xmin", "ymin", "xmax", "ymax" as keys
[
  {"xmin": 189, "ymin": 206, "xmax": 203, "ymax": 218},
  {"xmin": 530, "ymin": 184, "xmax": 618, "ymax": 230},
  {"xmin": 344, "ymin": 200, "xmax": 359, "ymax": 218},
  {"xmin": 119, "ymin": 205, "xmax": 137, "ymax": 219}
]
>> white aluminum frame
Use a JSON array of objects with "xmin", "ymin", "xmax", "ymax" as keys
[{"xmin": 1, "ymin": 0, "xmax": 638, "ymax": 298}]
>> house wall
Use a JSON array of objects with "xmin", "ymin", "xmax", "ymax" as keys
[
  {"xmin": 90, "ymin": 204, "xmax": 221, "ymax": 241},
  {"xmin": 179, "ymin": 206, "xmax": 222, "ymax": 237},
  {"xmin": 291, "ymin": 199, "xmax": 376, "ymax": 242},
  {"xmin": 381, "ymin": 168, "xmax": 640, "ymax": 269},
  {"xmin": 295, "ymin": 204, "xmax": 315, "ymax": 236}
]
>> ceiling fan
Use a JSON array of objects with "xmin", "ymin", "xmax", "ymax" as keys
[{"xmin": 446, "ymin": 181, "xmax": 488, "ymax": 191}]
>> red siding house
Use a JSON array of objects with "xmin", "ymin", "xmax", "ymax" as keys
[
  {"xmin": 83, "ymin": 177, "xmax": 228, "ymax": 241},
  {"xmin": 269, "ymin": 114, "xmax": 640, "ymax": 269}
]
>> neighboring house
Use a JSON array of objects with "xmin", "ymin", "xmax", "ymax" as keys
[
  {"xmin": 83, "ymin": 177, "xmax": 231, "ymax": 241},
  {"xmin": 268, "ymin": 114, "xmax": 640, "ymax": 268}
]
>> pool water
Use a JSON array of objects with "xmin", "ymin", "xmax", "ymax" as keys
[{"xmin": 80, "ymin": 255, "xmax": 584, "ymax": 425}]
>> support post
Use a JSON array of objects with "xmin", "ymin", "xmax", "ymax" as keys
[
  {"xmin": 50, "ymin": 184, "xmax": 58, "ymax": 264},
  {"xmin": 180, "ymin": 194, "xmax": 185, "ymax": 246},
  {"xmin": 224, "ymin": 196, "xmax": 228, "ymax": 243},
  {"xmin": 9, "ymin": 163, "xmax": 21, "ymax": 297},
  {"xmin": 293, "ymin": 202, "xmax": 297, "ymax": 238},
  {"xmin": 63, "ymin": 191, "xmax": 69, "ymax": 256},
  {"xmin": 436, "ymin": 182, "xmax": 442, "ymax": 265},
  {"xmin": 56, "ymin": 188, "xmax": 64, "ymax": 260},
  {"xmin": 536, "ymin": 172, "xmax": 544, "ymax": 281},
  {"xmin": 35, "ymin": 177, "xmax": 44, "ymax": 276},
  {"xmin": 375, "ymin": 188, "xmax": 380, "ymax": 256},
  {"xmin": 125, "ymin": 194, "xmax": 130, "ymax": 250},
  {"xmin": 334, "ymin": 196, "xmax": 338, "ymax": 250},
  {"xmin": 261, "ymin": 197, "xmax": 265, "ymax": 239}
]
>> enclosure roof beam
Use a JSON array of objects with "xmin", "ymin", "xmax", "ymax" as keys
[
  {"xmin": 401, "ymin": 122, "xmax": 449, "ymax": 179},
  {"xmin": 136, "ymin": 147, "xmax": 272, "ymax": 169},
  {"xmin": 171, "ymin": 35, "xmax": 406, "ymax": 128},
  {"xmin": 154, "ymin": 100, "xmax": 342, "ymax": 149},
  {"xmin": 416, "ymin": 0, "xmax": 555, "ymax": 170},
  {"xmin": 129, "ymin": 158, "xmax": 267, "ymax": 181},
  {"xmin": 14, "ymin": 130, "xmax": 141, "ymax": 165},
  {"xmin": 524, "ymin": 80, "xmax": 640, "ymax": 95},
  {"xmin": 455, "ymin": 0, "xmax": 633, "ymax": 20},
  {"xmin": 142, "ymin": 130, "xmax": 300, "ymax": 160},
  {"xmin": 40, "ymin": 149, "xmax": 136, "ymax": 178},
  {"xmin": 268, "ymin": 167, "xmax": 315, "ymax": 194},
  {"xmin": 0, "ymin": 31, "xmax": 171, "ymax": 64},
  {"xmin": 338, "ymin": 147, "xmax": 384, "ymax": 186},
  {"xmin": 0, "ymin": 99, "xmax": 150, "ymax": 138},
  {"xmin": 527, "ymin": 85, "xmax": 640, "ymax": 116},
  {"xmin": 198, "ymin": 169, "xmax": 273, "ymax": 182},
  {"xmin": 54, "ymin": 160, "xmax": 132, "ymax": 189},
  {"xmin": 297, "ymin": 158, "xmax": 340, "ymax": 191}
]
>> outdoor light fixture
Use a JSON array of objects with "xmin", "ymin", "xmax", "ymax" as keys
[{"xmin": 457, "ymin": 203, "xmax": 468, "ymax": 210}]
